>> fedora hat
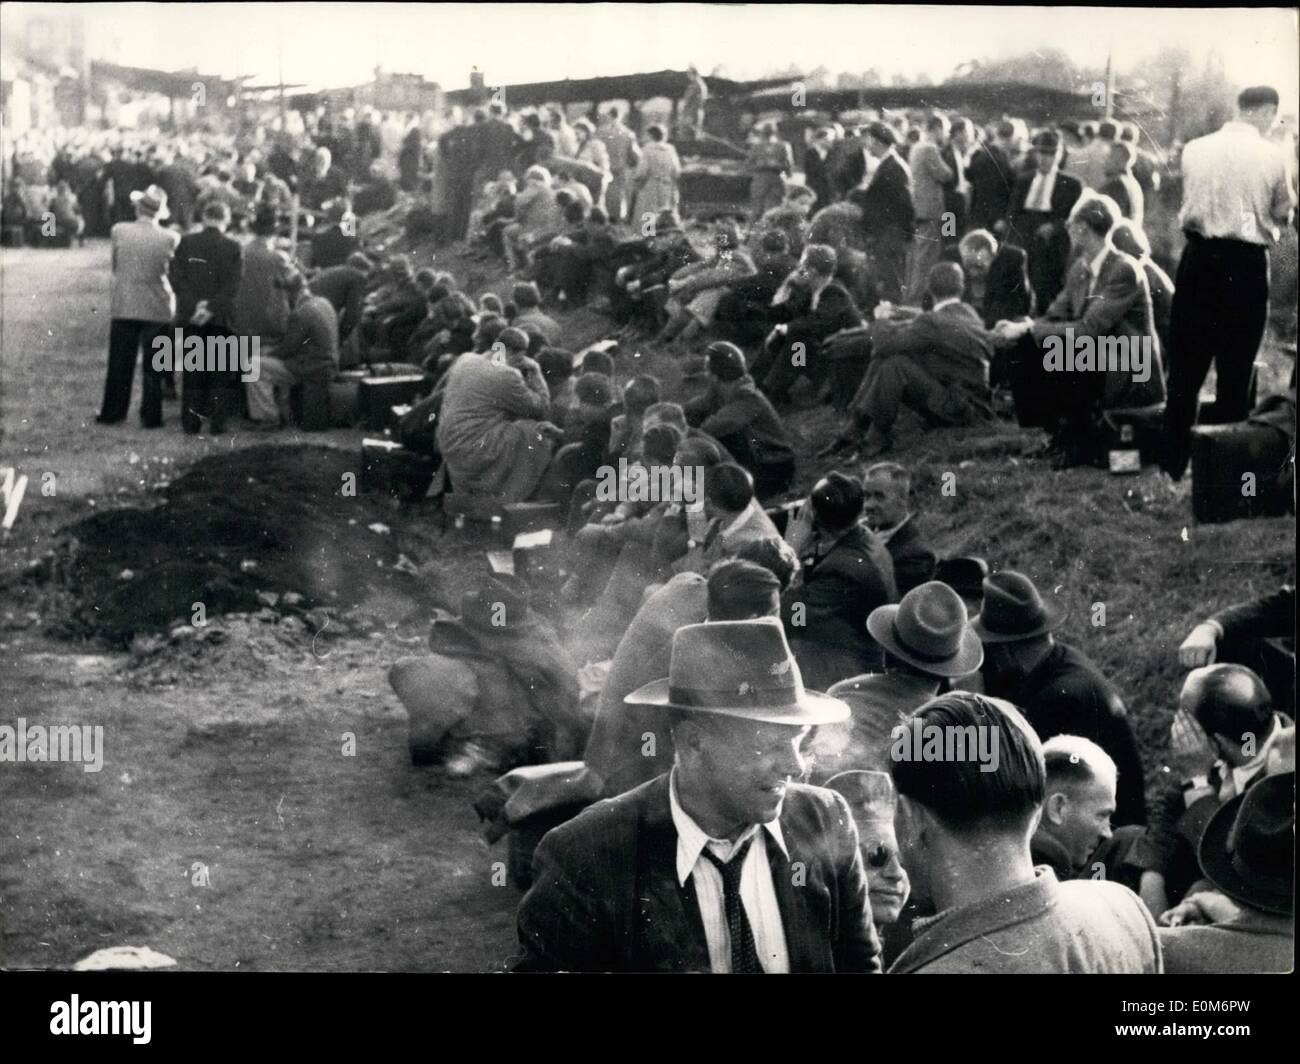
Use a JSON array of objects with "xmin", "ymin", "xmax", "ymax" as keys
[
  {"xmin": 130, "ymin": 184, "xmax": 170, "ymax": 220},
  {"xmin": 1197, "ymin": 771, "xmax": 1294, "ymax": 916},
  {"xmin": 625, "ymin": 618, "xmax": 849, "ymax": 726},
  {"xmin": 970, "ymin": 570, "xmax": 1067, "ymax": 643},
  {"xmin": 867, "ymin": 581, "xmax": 983, "ymax": 678}
]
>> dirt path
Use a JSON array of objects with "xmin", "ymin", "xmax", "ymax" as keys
[{"xmin": 1, "ymin": 243, "xmax": 518, "ymax": 971}]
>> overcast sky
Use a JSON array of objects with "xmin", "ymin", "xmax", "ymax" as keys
[{"xmin": 11, "ymin": 3, "xmax": 1299, "ymax": 102}]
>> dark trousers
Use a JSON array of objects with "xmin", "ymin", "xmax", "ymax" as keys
[
  {"xmin": 1007, "ymin": 332, "xmax": 1107, "ymax": 436},
  {"xmin": 100, "ymin": 319, "xmax": 169, "ymax": 425},
  {"xmin": 179, "ymin": 324, "xmax": 243, "ymax": 434},
  {"xmin": 1161, "ymin": 234, "xmax": 1269, "ymax": 478},
  {"xmin": 755, "ymin": 327, "xmax": 830, "ymax": 404}
]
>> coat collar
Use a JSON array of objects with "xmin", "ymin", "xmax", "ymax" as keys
[
  {"xmin": 636, "ymin": 774, "xmax": 829, "ymax": 973},
  {"xmin": 890, "ymin": 867, "xmax": 1058, "ymax": 973}
]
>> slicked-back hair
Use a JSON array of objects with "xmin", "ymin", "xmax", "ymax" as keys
[{"xmin": 893, "ymin": 692, "xmax": 1046, "ymax": 829}]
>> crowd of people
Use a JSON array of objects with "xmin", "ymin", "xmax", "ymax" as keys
[{"xmin": 9, "ymin": 76, "xmax": 1295, "ymax": 975}]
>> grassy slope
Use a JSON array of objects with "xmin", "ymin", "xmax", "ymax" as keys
[{"xmin": 386, "ymin": 217, "xmax": 1295, "ymax": 793}]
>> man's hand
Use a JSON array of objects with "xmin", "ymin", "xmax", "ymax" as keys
[
  {"xmin": 190, "ymin": 299, "xmax": 213, "ymax": 327},
  {"xmin": 1179, "ymin": 622, "xmax": 1221, "ymax": 668},
  {"xmin": 1168, "ymin": 707, "xmax": 1215, "ymax": 779},
  {"xmin": 1035, "ymin": 222, "xmax": 1055, "ymax": 241},
  {"xmin": 1159, "ymin": 890, "xmax": 1242, "ymax": 928}
]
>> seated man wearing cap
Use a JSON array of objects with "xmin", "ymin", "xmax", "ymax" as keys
[
  {"xmin": 683, "ymin": 342, "xmax": 797, "ymax": 499},
  {"xmin": 714, "ymin": 230, "xmax": 801, "ymax": 347},
  {"xmin": 974, "ymin": 570, "xmax": 1147, "ymax": 828},
  {"xmin": 818, "ymin": 581, "xmax": 983, "ymax": 780},
  {"xmin": 515, "ymin": 618, "xmax": 881, "ymax": 972},
  {"xmin": 246, "ymin": 264, "xmax": 340, "ymax": 429},
  {"xmin": 1157, "ymin": 772, "xmax": 1294, "ymax": 974},
  {"xmin": 781, "ymin": 471, "xmax": 897, "ymax": 691},
  {"xmin": 1031, "ymin": 735, "xmax": 1120, "ymax": 881},
  {"xmin": 1130, "ymin": 664, "xmax": 1287, "ymax": 916},
  {"xmin": 1003, "ymin": 129, "xmax": 1083, "ymax": 313},
  {"xmin": 889, "ymin": 692, "xmax": 1162, "ymax": 973}
]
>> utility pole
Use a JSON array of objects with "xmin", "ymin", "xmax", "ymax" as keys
[{"xmin": 1103, "ymin": 40, "xmax": 1115, "ymax": 120}]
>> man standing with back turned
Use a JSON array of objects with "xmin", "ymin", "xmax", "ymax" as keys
[{"xmin": 1161, "ymin": 86, "xmax": 1296, "ymax": 481}]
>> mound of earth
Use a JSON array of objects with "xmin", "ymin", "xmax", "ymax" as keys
[{"xmin": 35, "ymin": 444, "xmax": 440, "ymax": 646}]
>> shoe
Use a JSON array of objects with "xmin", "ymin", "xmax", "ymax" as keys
[
  {"xmin": 95, "ymin": 414, "xmax": 124, "ymax": 425},
  {"xmin": 141, "ymin": 420, "xmax": 164, "ymax": 430}
]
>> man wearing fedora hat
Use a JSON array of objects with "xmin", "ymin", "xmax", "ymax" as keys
[
  {"xmin": 974, "ymin": 569, "xmax": 1147, "ymax": 827},
  {"xmin": 817, "ymin": 581, "xmax": 983, "ymax": 781},
  {"xmin": 515, "ymin": 618, "xmax": 881, "ymax": 972},
  {"xmin": 97, "ymin": 184, "xmax": 181, "ymax": 428},
  {"xmin": 1157, "ymin": 772, "xmax": 1294, "ymax": 973}
]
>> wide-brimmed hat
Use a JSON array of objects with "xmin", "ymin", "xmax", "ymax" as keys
[
  {"xmin": 934, "ymin": 556, "xmax": 989, "ymax": 602},
  {"xmin": 867, "ymin": 581, "xmax": 984, "ymax": 677},
  {"xmin": 130, "ymin": 184, "xmax": 170, "ymax": 219},
  {"xmin": 625, "ymin": 618, "xmax": 849, "ymax": 726},
  {"xmin": 1197, "ymin": 771, "xmax": 1294, "ymax": 916},
  {"xmin": 970, "ymin": 570, "xmax": 1067, "ymax": 643}
]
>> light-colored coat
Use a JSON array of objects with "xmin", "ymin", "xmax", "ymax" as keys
[
  {"xmin": 890, "ymin": 869, "xmax": 1163, "ymax": 973},
  {"xmin": 1159, "ymin": 908, "xmax": 1294, "ymax": 974},
  {"xmin": 110, "ymin": 218, "xmax": 180, "ymax": 322},
  {"xmin": 436, "ymin": 354, "xmax": 553, "ymax": 503},
  {"xmin": 632, "ymin": 141, "xmax": 682, "ymax": 219}
]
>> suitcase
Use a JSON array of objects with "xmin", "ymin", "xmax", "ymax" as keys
[
  {"xmin": 501, "ymin": 501, "xmax": 562, "ymax": 543},
  {"xmin": 1100, "ymin": 404, "xmax": 1165, "ymax": 467},
  {"xmin": 1190, "ymin": 421, "xmax": 1292, "ymax": 523},
  {"xmin": 292, "ymin": 378, "xmax": 332, "ymax": 432},
  {"xmin": 358, "ymin": 375, "xmax": 427, "ymax": 431},
  {"xmin": 328, "ymin": 379, "xmax": 359, "ymax": 427}
]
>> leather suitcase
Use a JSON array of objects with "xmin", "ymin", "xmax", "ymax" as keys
[
  {"xmin": 328, "ymin": 379, "xmax": 359, "ymax": 427},
  {"xmin": 358, "ymin": 375, "xmax": 426, "ymax": 431},
  {"xmin": 1190, "ymin": 421, "xmax": 1292, "ymax": 523}
]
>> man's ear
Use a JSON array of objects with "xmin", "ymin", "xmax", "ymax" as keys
[{"xmin": 1044, "ymin": 791, "xmax": 1068, "ymax": 826}]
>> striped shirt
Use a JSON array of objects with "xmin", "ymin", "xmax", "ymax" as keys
[{"xmin": 669, "ymin": 769, "xmax": 790, "ymax": 973}]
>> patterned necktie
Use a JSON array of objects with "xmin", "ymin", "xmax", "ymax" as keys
[{"xmin": 701, "ymin": 838, "xmax": 763, "ymax": 974}]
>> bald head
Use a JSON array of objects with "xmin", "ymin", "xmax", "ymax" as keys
[{"xmin": 1183, "ymin": 663, "xmax": 1274, "ymax": 754}]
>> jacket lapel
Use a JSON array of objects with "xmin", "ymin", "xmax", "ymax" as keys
[
  {"xmin": 634, "ymin": 776, "xmax": 712, "ymax": 972},
  {"xmin": 767, "ymin": 821, "xmax": 834, "ymax": 973}
]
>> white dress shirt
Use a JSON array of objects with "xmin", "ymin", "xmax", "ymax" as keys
[
  {"xmin": 1024, "ymin": 165, "xmax": 1059, "ymax": 213},
  {"xmin": 1178, "ymin": 120, "xmax": 1295, "ymax": 246},
  {"xmin": 669, "ymin": 769, "xmax": 791, "ymax": 973}
]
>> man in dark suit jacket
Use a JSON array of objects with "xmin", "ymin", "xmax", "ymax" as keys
[
  {"xmin": 803, "ymin": 127, "xmax": 836, "ymax": 214},
  {"xmin": 847, "ymin": 122, "xmax": 914, "ymax": 303},
  {"xmin": 996, "ymin": 193, "xmax": 1164, "ymax": 465},
  {"xmin": 756, "ymin": 244, "xmax": 865, "ymax": 405},
  {"xmin": 957, "ymin": 228, "xmax": 1034, "ymax": 329},
  {"xmin": 1004, "ymin": 130, "xmax": 1083, "ymax": 313},
  {"xmin": 861, "ymin": 461, "xmax": 937, "ymax": 595},
  {"xmin": 974, "ymin": 570, "xmax": 1147, "ymax": 828},
  {"xmin": 515, "ymin": 619, "xmax": 881, "ymax": 973},
  {"xmin": 782, "ymin": 473, "xmax": 897, "ymax": 690},
  {"xmin": 169, "ymin": 199, "xmax": 243, "ymax": 433},
  {"xmin": 846, "ymin": 262, "xmax": 995, "ymax": 457},
  {"xmin": 967, "ymin": 136, "xmax": 1014, "ymax": 234},
  {"xmin": 1181, "ymin": 585, "xmax": 1296, "ymax": 718}
]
